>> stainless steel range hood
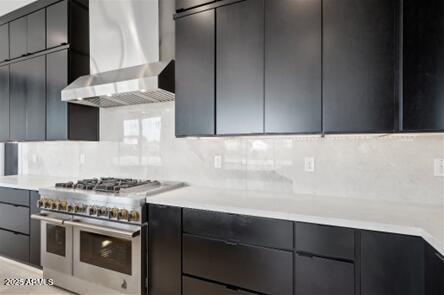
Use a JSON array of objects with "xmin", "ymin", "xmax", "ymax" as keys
[
  {"xmin": 62, "ymin": 0, "xmax": 175, "ymax": 108},
  {"xmin": 61, "ymin": 60, "xmax": 175, "ymax": 108}
]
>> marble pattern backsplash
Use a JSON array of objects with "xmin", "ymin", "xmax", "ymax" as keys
[{"xmin": 18, "ymin": 102, "xmax": 444, "ymax": 205}]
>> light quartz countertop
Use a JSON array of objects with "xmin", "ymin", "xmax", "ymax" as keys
[
  {"xmin": 146, "ymin": 186, "xmax": 444, "ymax": 256},
  {"xmin": 0, "ymin": 175, "xmax": 72, "ymax": 191}
]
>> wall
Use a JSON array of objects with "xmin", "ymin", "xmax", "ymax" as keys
[{"xmin": 18, "ymin": 102, "xmax": 444, "ymax": 205}]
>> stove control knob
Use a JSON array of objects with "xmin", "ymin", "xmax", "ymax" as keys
[
  {"xmin": 66, "ymin": 204, "xmax": 74, "ymax": 212},
  {"xmin": 74, "ymin": 204, "xmax": 86, "ymax": 213},
  {"xmin": 129, "ymin": 210, "xmax": 140, "ymax": 222},
  {"xmin": 117, "ymin": 209, "xmax": 128, "ymax": 221},
  {"xmin": 57, "ymin": 200, "xmax": 68, "ymax": 211},
  {"xmin": 37, "ymin": 198, "xmax": 45, "ymax": 208},
  {"xmin": 44, "ymin": 199, "xmax": 53, "ymax": 209},
  {"xmin": 89, "ymin": 206, "xmax": 98, "ymax": 216},
  {"xmin": 109, "ymin": 208, "xmax": 119, "ymax": 219},
  {"xmin": 51, "ymin": 200, "xmax": 59, "ymax": 210},
  {"xmin": 97, "ymin": 207, "xmax": 109, "ymax": 217}
]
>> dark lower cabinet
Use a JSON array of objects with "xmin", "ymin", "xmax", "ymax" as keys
[
  {"xmin": 30, "ymin": 191, "xmax": 41, "ymax": 267},
  {"xmin": 295, "ymin": 254, "xmax": 355, "ymax": 295},
  {"xmin": 183, "ymin": 276, "xmax": 257, "ymax": 295},
  {"xmin": 216, "ymin": 0, "xmax": 264, "ymax": 135},
  {"xmin": 425, "ymin": 244, "xmax": 444, "ymax": 295},
  {"xmin": 0, "ymin": 203, "xmax": 29, "ymax": 234},
  {"xmin": 148, "ymin": 205, "xmax": 182, "ymax": 295},
  {"xmin": 0, "ymin": 229, "xmax": 30, "ymax": 263},
  {"xmin": 264, "ymin": 0, "xmax": 322, "ymax": 134},
  {"xmin": 323, "ymin": 0, "xmax": 396, "ymax": 133},
  {"xmin": 361, "ymin": 231, "xmax": 425, "ymax": 295},
  {"xmin": 0, "ymin": 65, "xmax": 9, "ymax": 141}
]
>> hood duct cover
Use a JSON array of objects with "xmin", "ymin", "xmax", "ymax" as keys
[{"xmin": 62, "ymin": 60, "xmax": 175, "ymax": 108}]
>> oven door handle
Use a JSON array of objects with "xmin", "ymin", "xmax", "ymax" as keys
[
  {"xmin": 64, "ymin": 220, "xmax": 140, "ymax": 238},
  {"xmin": 30, "ymin": 213, "xmax": 65, "ymax": 225}
]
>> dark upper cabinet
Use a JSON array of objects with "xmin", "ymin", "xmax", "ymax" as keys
[
  {"xmin": 25, "ymin": 55, "xmax": 46, "ymax": 141},
  {"xmin": 403, "ymin": 0, "xmax": 444, "ymax": 131},
  {"xmin": 361, "ymin": 231, "xmax": 425, "ymax": 295},
  {"xmin": 27, "ymin": 9, "xmax": 46, "ymax": 54},
  {"xmin": 176, "ymin": 0, "xmax": 216, "ymax": 11},
  {"xmin": 46, "ymin": 0, "xmax": 68, "ymax": 49},
  {"xmin": 265, "ymin": 0, "xmax": 322, "ymax": 134},
  {"xmin": 0, "ymin": 66, "xmax": 9, "ymax": 141},
  {"xmin": 216, "ymin": 0, "xmax": 264, "ymax": 135},
  {"xmin": 323, "ymin": 0, "xmax": 396, "ymax": 133},
  {"xmin": 148, "ymin": 205, "xmax": 182, "ymax": 295},
  {"xmin": 10, "ymin": 60, "xmax": 27, "ymax": 141},
  {"xmin": 0, "ymin": 24, "xmax": 9, "ymax": 62},
  {"xmin": 9, "ymin": 17, "xmax": 27, "ymax": 59},
  {"xmin": 175, "ymin": 10, "xmax": 215, "ymax": 136}
]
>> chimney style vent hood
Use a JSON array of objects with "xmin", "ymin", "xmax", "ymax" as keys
[
  {"xmin": 62, "ymin": 0, "xmax": 175, "ymax": 108},
  {"xmin": 61, "ymin": 60, "xmax": 175, "ymax": 108}
]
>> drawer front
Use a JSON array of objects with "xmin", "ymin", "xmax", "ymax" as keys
[
  {"xmin": 0, "ymin": 229, "xmax": 30, "ymax": 262},
  {"xmin": 183, "ymin": 209, "xmax": 293, "ymax": 250},
  {"xmin": 183, "ymin": 276, "xmax": 257, "ymax": 295},
  {"xmin": 183, "ymin": 234, "xmax": 293, "ymax": 295},
  {"xmin": 0, "ymin": 187, "xmax": 29, "ymax": 207},
  {"xmin": 0, "ymin": 203, "xmax": 30, "ymax": 234},
  {"xmin": 295, "ymin": 254, "xmax": 355, "ymax": 295},
  {"xmin": 295, "ymin": 222, "xmax": 355, "ymax": 260}
]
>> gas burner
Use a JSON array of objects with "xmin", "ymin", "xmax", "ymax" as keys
[{"xmin": 55, "ymin": 178, "xmax": 161, "ymax": 194}]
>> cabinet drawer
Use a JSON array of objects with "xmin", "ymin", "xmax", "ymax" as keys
[
  {"xmin": 183, "ymin": 276, "xmax": 257, "ymax": 295},
  {"xmin": 183, "ymin": 209, "xmax": 293, "ymax": 250},
  {"xmin": 295, "ymin": 222, "xmax": 355, "ymax": 260},
  {"xmin": 295, "ymin": 254, "xmax": 355, "ymax": 295},
  {"xmin": 0, "ymin": 187, "xmax": 29, "ymax": 207},
  {"xmin": 183, "ymin": 234, "xmax": 293, "ymax": 295},
  {"xmin": 0, "ymin": 203, "xmax": 29, "ymax": 234},
  {"xmin": 0, "ymin": 229, "xmax": 29, "ymax": 262}
]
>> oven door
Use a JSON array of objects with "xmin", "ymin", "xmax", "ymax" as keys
[
  {"xmin": 31, "ymin": 212, "xmax": 73, "ymax": 275},
  {"xmin": 65, "ymin": 218, "xmax": 142, "ymax": 295}
]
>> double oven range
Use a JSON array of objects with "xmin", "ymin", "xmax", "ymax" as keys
[{"xmin": 31, "ymin": 178, "xmax": 183, "ymax": 294}]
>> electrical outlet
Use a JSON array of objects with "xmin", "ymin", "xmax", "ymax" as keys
[
  {"xmin": 434, "ymin": 159, "xmax": 444, "ymax": 177},
  {"xmin": 304, "ymin": 157, "xmax": 315, "ymax": 172},
  {"xmin": 80, "ymin": 153, "xmax": 86, "ymax": 165},
  {"xmin": 214, "ymin": 155, "xmax": 222, "ymax": 169}
]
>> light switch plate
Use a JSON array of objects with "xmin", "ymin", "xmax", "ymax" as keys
[
  {"xmin": 434, "ymin": 159, "xmax": 444, "ymax": 177},
  {"xmin": 304, "ymin": 157, "xmax": 315, "ymax": 172},
  {"xmin": 214, "ymin": 155, "xmax": 222, "ymax": 169}
]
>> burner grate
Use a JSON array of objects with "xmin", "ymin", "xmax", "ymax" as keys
[{"xmin": 55, "ymin": 178, "xmax": 160, "ymax": 193}]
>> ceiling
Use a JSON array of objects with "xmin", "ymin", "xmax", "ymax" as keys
[{"xmin": 0, "ymin": 0, "xmax": 36, "ymax": 17}]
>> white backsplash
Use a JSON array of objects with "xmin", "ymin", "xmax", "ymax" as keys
[{"xmin": 18, "ymin": 102, "xmax": 444, "ymax": 205}]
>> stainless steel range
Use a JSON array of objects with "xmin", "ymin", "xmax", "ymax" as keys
[{"xmin": 31, "ymin": 178, "xmax": 183, "ymax": 295}]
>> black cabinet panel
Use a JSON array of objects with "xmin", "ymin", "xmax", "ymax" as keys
[
  {"xmin": 25, "ymin": 56, "xmax": 46, "ymax": 141},
  {"xmin": 0, "ymin": 24, "xmax": 9, "ymax": 62},
  {"xmin": 265, "ymin": 0, "xmax": 322, "ymax": 134},
  {"xmin": 0, "ymin": 203, "xmax": 30, "ymax": 234},
  {"xmin": 403, "ymin": 0, "xmax": 444, "ymax": 131},
  {"xmin": 10, "ymin": 60, "xmax": 27, "ymax": 141},
  {"xmin": 183, "ymin": 276, "xmax": 257, "ymax": 295},
  {"xmin": 9, "ymin": 17, "xmax": 27, "ymax": 59},
  {"xmin": 47, "ymin": 50, "xmax": 68, "ymax": 140},
  {"xmin": 0, "ymin": 187, "xmax": 29, "ymax": 207},
  {"xmin": 175, "ymin": 10, "xmax": 215, "ymax": 136},
  {"xmin": 46, "ymin": 0, "xmax": 68, "ymax": 49},
  {"xmin": 216, "ymin": 0, "xmax": 264, "ymax": 135},
  {"xmin": 183, "ymin": 234, "xmax": 293, "ymax": 295},
  {"xmin": 0, "ymin": 229, "xmax": 29, "ymax": 263},
  {"xmin": 295, "ymin": 254, "xmax": 355, "ymax": 295},
  {"xmin": 425, "ymin": 244, "xmax": 444, "ymax": 295},
  {"xmin": 323, "ymin": 0, "xmax": 396, "ymax": 133},
  {"xmin": 183, "ymin": 208, "xmax": 293, "ymax": 250},
  {"xmin": 148, "ymin": 205, "xmax": 182, "ymax": 295},
  {"xmin": 295, "ymin": 223, "xmax": 355, "ymax": 260},
  {"xmin": 27, "ymin": 9, "xmax": 46, "ymax": 53},
  {"xmin": 176, "ymin": 0, "xmax": 216, "ymax": 11},
  {"xmin": 361, "ymin": 231, "xmax": 425, "ymax": 295},
  {"xmin": 30, "ymin": 191, "xmax": 41, "ymax": 267},
  {"xmin": 0, "ymin": 66, "xmax": 9, "ymax": 141}
]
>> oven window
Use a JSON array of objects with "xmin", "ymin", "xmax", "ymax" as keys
[
  {"xmin": 80, "ymin": 231, "xmax": 132, "ymax": 275},
  {"xmin": 46, "ymin": 224, "xmax": 66, "ymax": 257}
]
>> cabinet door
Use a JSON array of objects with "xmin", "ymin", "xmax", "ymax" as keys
[
  {"xmin": 323, "ymin": 0, "xmax": 396, "ymax": 133},
  {"xmin": 25, "ymin": 56, "xmax": 46, "ymax": 141},
  {"xmin": 47, "ymin": 50, "xmax": 68, "ymax": 140},
  {"xmin": 216, "ymin": 0, "xmax": 264, "ymax": 135},
  {"xmin": 425, "ymin": 244, "xmax": 444, "ymax": 295},
  {"xmin": 403, "ymin": 0, "xmax": 444, "ymax": 131},
  {"xmin": 27, "ymin": 9, "xmax": 46, "ymax": 54},
  {"xmin": 30, "ymin": 191, "xmax": 41, "ymax": 267},
  {"xmin": 0, "ymin": 24, "xmax": 9, "ymax": 62},
  {"xmin": 9, "ymin": 17, "xmax": 27, "ymax": 59},
  {"xmin": 0, "ymin": 229, "xmax": 30, "ymax": 263},
  {"xmin": 265, "ymin": 0, "xmax": 322, "ymax": 134},
  {"xmin": 10, "ymin": 61, "xmax": 27, "ymax": 141},
  {"xmin": 148, "ymin": 205, "xmax": 182, "ymax": 295},
  {"xmin": 46, "ymin": 0, "xmax": 68, "ymax": 49},
  {"xmin": 183, "ymin": 276, "xmax": 257, "ymax": 295},
  {"xmin": 0, "ymin": 66, "xmax": 9, "ymax": 141},
  {"xmin": 361, "ymin": 231, "xmax": 425, "ymax": 295},
  {"xmin": 175, "ymin": 10, "xmax": 215, "ymax": 136}
]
